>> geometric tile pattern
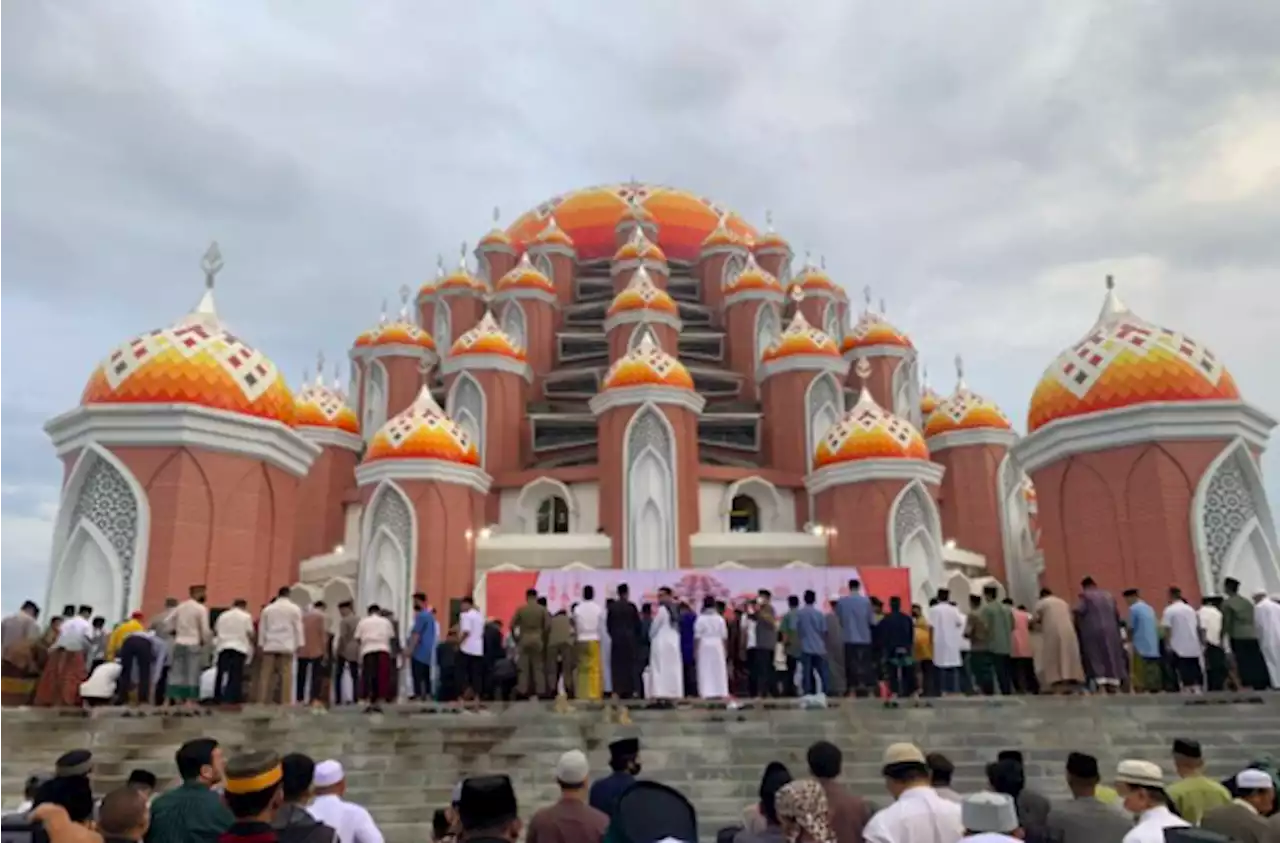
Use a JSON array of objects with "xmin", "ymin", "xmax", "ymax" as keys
[
  {"xmin": 295, "ymin": 376, "xmax": 360, "ymax": 434},
  {"xmin": 496, "ymin": 253, "xmax": 556, "ymax": 295},
  {"xmin": 69, "ymin": 456, "xmax": 139, "ymax": 619},
  {"xmin": 603, "ymin": 333, "xmax": 694, "ymax": 391},
  {"xmin": 724, "ymin": 252, "xmax": 782, "ymax": 296},
  {"xmin": 450, "ymin": 310, "xmax": 528, "ymax": 361},
  {"xmin": 1201, "ymin": 455, "xmax": 1257, "ymax": 584},
  {"xmin": 814, "ymin": 387, "xmax": 929, "ymax": 468},
  {"xmin": 840, "ymin": 311, "xmax": 914, "ymax": 352},
  {"xmin": 893, "ymin": 484, "xmax": 929, "ymax": 548},
  {"xmin": 614, "ymin": 227, "xmax": 666, "ymax": 263},
  {"xmin": 353, "ymin": 319, "xmax": 436, "ymax": 351},
  {"xmin": 608, "ymin": 267, "xmax": 679, "ymax": 317},
  {"xmin": 762, "ymin": 310, "xmax": 840, "ymax": 363},
  {"xmin": 364, "ymin": 386, "xmax": 480, "ymax": 465},
  {"xmin": 81, "ymin": 314, "xmax": 295, "ymax": 425},
  {"xmin": 791, "ymin": 265, "xmax": 840, "ymax": 297},
  {"xmin": 1028, "ymin": 311, "xmax": 1240, "ymax": 432},
  {"xmin": 923, "ymin": 387, "xmax": 1013, "ymax": 438},
  {"xmin": 505, "ymin": 183, "xmax": 758, "ymax": 262}
]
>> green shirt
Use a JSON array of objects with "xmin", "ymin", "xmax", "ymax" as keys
[
  {"xmin": 1167, "ymin": 774, "xmax": 1233, "ymax": 825},
  {"xmin": 1222, "ymin": 595, "xmax": 1257, "ymax": 640},
  {"xmin": 782, "ymin": 611, "xmax": 802, "ymax": 657},
  {"xmin": 145, "ymin": 781, "xmax": 233, "ymax": 843},
  {"xmin": 977, "ymin": 601, "xmax": 1013, "ymax": 655}
]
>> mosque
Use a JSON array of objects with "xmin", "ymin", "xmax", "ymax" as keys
[{"xmin": 42, "ymin": 182, "xmax": 1280, "ymax": 624}]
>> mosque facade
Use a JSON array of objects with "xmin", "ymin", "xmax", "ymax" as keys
[{"xmin": 42, "ymin": 183, "xmax": 1280, "ymax": 623}]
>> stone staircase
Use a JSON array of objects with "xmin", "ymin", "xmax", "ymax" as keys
[{"xmin": 3, "ymin": 693, "xmax": 1277, "ymax": 843}]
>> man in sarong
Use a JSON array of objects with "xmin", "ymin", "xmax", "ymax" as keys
[
  {"xmin": 1073, "ymin": 578, "xmax": 1127, "ymax": 692},
  {"xmin": 1, "ymin": 600, "xmax": 42, "ymax": 706},
  {"xmin": 1222, "ymin": 577, "xmax": 1268, "ymax": 690},
  {"xmin": 572, "ymin": 586, "xmax": 604, "ymax": 700},
  {"xmin": 34, "ymin": 604, "xmax": 93, "ymax": 707},
  {"xmin": 606, "ymin": 584, "xmax": 641, "ymax": 700}
]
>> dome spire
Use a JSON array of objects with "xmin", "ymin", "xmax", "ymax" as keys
[
  {"xmin": 315, "ymin": 350, "xmax": 326, "ymax": 386},
  {"xmin": 492, "ymin": 205, "xmax": 501, "ymax": 225},
  {"xmin": 458, "ymin": 241, "xmax": 469, "ymax": 270},
  {"xmin": 378, "ymin": 298, "xmax": 388, "ymax": 325},
  {"xmin": 862, "ymin": 285, "xmax": 872, "ymax": 314},
  {"xmin": 398, "ymin": 284, "xmax": 412, "ymax": 319},
  {"xmin": 954, "ymin": 353, "xmax": 968, "ymax": 393},
  {"xmin": 193, "ymin": 241, "xmax": 223, "ymax": 321},
  {"xmin": 764, "ymin": 209, "xmax": 775, "ymax": 233},
  {"xmin": 332, "ymin": 361, "xmax": 343, "ymax": 393},
  {"xmin": 436, "ymin": 254, "xmax": 446, "ymax": 280},
  {"xmin": 853, "ymin": 357, "xmax": 878, "ymax": 408},
  {"xmin": 1096, "ymin": 273, "xmax": 1129, "ymax": 325}
]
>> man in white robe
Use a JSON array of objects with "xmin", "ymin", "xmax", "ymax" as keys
[
  {"xmin": 693, "ymin": 598, "xmax": 729, "ymax": 699},
  {"xmin": 926, "ymin": 590, "xmax": 966, "ymax": 697},
  {"xmin": 649, "ymin": 589, "xmax": 684, "ymax": 700},
  {"xmin": 1255, "ymin": 594, "xmax": 1280, "ymax": 689}
]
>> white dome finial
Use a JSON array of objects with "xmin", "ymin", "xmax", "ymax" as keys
[
  {"xmin": 764, "ymin": 209, "xmax": 775, "ymax": 233},
  {"xmin": 191, "ymin": 241, "xmax": 224, "ymax": 321},
  {"xmin": 1096, "ymin": 273, "xmax": 1129, "ymax": 325},
  {"xmin": 492, "ymin": 206, "xmax": 501, "ymax": 225},
  {"xmin": 315, "ymin": 351, "xmax": 326, "ymax": 386},
  {"xmin": 398, "ymin": 285, "xmax": 411, "ymax": 319},
  {"xmin": 458, "ymin": 242, "xmax": 469, "ymax": 270},
  {"xmin": 436, "ymin": 254, "xmax": 446, "ymax": 279},
  {"xmin": 954, "ymin": 354, "xmax": 968, "ymax": 392}
]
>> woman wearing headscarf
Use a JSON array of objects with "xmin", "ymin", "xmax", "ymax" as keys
[{"xmin": 775, "ymin": 780, "xmax": 837, "ymax": 843}]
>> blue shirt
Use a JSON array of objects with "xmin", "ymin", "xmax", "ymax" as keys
[
  {"xmin": 1128, "ymin": 600, "xmax": 1160, "ymax": 659},
  {"xmin": 835, "ymin": 593, "xmax": 874, "ymax": 645},
  {"xmin": 679, "ymin": 611, "xmax": 696, "ymax": 665},
  {"xmin": 795, "ymin": 606, "xmax": 828, "ymax": 655},
  {"xmin": 410, "ymin": 609, "xmax": 438, "ymax": 665}
]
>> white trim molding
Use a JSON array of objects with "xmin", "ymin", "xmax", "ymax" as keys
[
  {"xmin": 756, "ymin": 355, "xmax": 849, "ymax": 383},
  {"xmin": 355, "ymin": 457, "xmax": 492, "ymax": 494},
  {"xmin": 350, "ymin": 344, "xmax": 438, "ymax": 365},
  {"xmin": 699, "ymin": 243, "xmax": 749, "ymax": 261},
  {"xmin": 927, "ymin": 427, "xmax": 1020, "ymax": 453},
  {"xmin": 1013, "ymin": 400, "xmax": 1276, "ymax": 474},
  {"xmin": 725, "ymin": 288, "xmax": 787, "ymax": 310},
  {"xmin": 493, "ymin": 287, "xmax": 558, "ymax": 306},
  {"xmin": 610, "ymin": 258, "xmax": 670, "ymax": 276},
  {"xmin": 1189, "ymin": 437, "xmax": 1280, "ymax": 596},
  {"xmin": 843, "ymin": 345, "xmax": 913, "ymax": 363},
  {"xmin": 46, "ymin": 403, "xmax": 321, "ymax": 477},
  {"xmin": 516, "ymin": 476, "xmax": 581, "ymax": 534},
  {"xmin": 590, "ymin": 385, "xmax": 707, "ymax": 415},
  {"xmin": 476, "ymin": 241, "xmax": 518, "ymax": 258},
  {"xmin": 604, "ymin": 309, "xmax": 683, "ymax": 334},
  {"xmin": 527, "ymin": 242, "xmax": 576, "ymax": 260},
  {"xmin": 437, "ymin": 286, "xmax": 489, "ymax": 301},
  {"xmin": 441, "ymin": 353, "xmax": 533, "ymax": 381},
  {"xmin": 719, "ymin": 475, "xmax": 786, "ymax": 532},
  {"xmin": 806, "ymin": 458, "xmax": 945, "ymax": 496},
  {"xmin": 296, "ymin": 426, "xmax": 364, "ymax": 453}
]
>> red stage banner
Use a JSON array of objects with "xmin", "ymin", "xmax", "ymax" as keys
[{"xmin": 482, "ymin": 567, "xmax": 910, "ymax": 628}]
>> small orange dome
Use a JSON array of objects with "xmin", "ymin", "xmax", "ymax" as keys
[
  {"xmin": 793, "ymin": 260, "xmax": 841, "ymax": 297},
  {"xmin": 81, "ymin": 249, "xmax": 296, "ymax": 426},
  {"xmin": 439, "ymin": 251, "xmax": 487, "ymax": 293},
  {"xmin": 496, "ymin": 252, "xmax": 556, "ymax": 295},
  {"xmin": 814, "ymin": 379, "xmax": 930, "ymax": 468},
  {"xmin": 725, "ymin": 252, "xmax": 782, "ymax": 296},
  {"xmin": 761, "ymin": 309, "xmax": 840, "ymax": 364},
  {"xmin": 354, "ymin": 315, "xmax": 436, "ymax": 351},
  {"xmin": 701, "ymin": 212, "xmax": 744, "ymax": 250},
  {"xmin": 478, "ymin": 207, "xmax": 514, "ymax": 250},
  {"xmin": 607, "ymin": 266, "xmax": 678, "ymax": 318},
  {"xmin": 602, "ymin": 333, "xmax": 694, "ymax": 390},
  {"xmin": 364, "ymin": 385, "xmax": 479, "ymax": 465},
  {"xmin": 924, "ymin": 360, "xmax": 1013, "ymax": 438},
  {"xmin": 532, "ymin": 215, "xmax": 575, "ymax": 249},
  {"xmin": 295, "ymin": 371, "xmax": 360, "ymax": 435},
  {"xmin": 1027, "ymin": 277, "xmax": 1240, "ymax": 432},
  {"xmin": 752, "ymin": 210, "xmax": 790, "ymax": 254},
  {"xmin": 614, "ymin": 227, "xmax": 666, "ymax": 263},
  {"xmin": 920, "ymin": 378, "xmax": 942, "ymax": 419},
  {"xmin": 840, "ymin": 299, "xmax": 914, "ymax": 352},
  {"xmin": 450, "ymin": 310, "xmax": 527, "ymax": 361}
]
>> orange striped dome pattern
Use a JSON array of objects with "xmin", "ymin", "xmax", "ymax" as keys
[
  {"xmin": 603, "ymin": 336, "xmax": 694, "ymax": 390},
  {"xmin": 614, "ymin": 231, "xmax": 666, "ymax": 263},
  {"xmin": 295, "ymin": 380, "xmax": 360, "ymax": 434},
  {"xmin": 701, "ymin": 215, "xmax": 745, "ymax": 250},
  {"xmin": 479, "ymin": 226, "xmax": 514, "ymax": 248},
  {"xmin": 920, "ymin": 386, "xmax": 942, "ymax": 418},
  {"xmin": 923, "ymin": 389, "xmax": 1013, "ymax": 437},
  {"xmin": 1028, "ymin": 315, "xmax": 1239, "ymax": 432},
  {"xmin": 762, "ymin": 312, "xmax": 840, "ymax": 363},
  {"xmin": 439, "ymin": 265, "xmax": 486, "ymax": 292},
  {"xmin": 608, "ymin": 269, "xmax": 678, "ymax": 317},
  {"xmin": 753, "ymin": 231, "xmax": 790, "ymax": 252},
  {"xmin": 841, "ymin": 313, "xmax": 913, "ymax": 352},
  {"xmin": 354, "ymin": 320, "xmax": 436, "ymax": 350},
  {"xmin": 450, "ymin": 311, "xmax": 527, "ymax": 361},
  {"xmin": 506, "ymin": 184, "xmax": 757, "ymax": 262},
  {"xmin": 365, "ymin": 388, "xmax": 479, "ymax": 465},
  {"xmin": 725, "ymin": 254, "xmax": 781, "ymax": 295},
  {"xmin": 496, "ymin": 254, "xmax": 556, "ymax": 295},
  {"xmin": 814, "ymin": 401, "xmax": 930, "ymax": 468},
  {"xmin": 81, "ymin": 320, "xmax": 295, "ymax": 425},
  {"xmin": 792, "ymin": 266, "xmax": 840, "ymax": 296}
]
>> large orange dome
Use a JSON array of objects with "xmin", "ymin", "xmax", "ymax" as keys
[
  {"xmin": 295, "ymin": 372, "xmax": 360, "ymax": 435},
  {"xmin": 1027, "ymin": 279, "xmax": 1240, "ymax": 432},
  {"xmin": 506, "ymin": 183, "xmax": 757, "ymax": 263},
  {"xmin": 81, "ymin": 283, "xmax": 295, "ymax": 426}
]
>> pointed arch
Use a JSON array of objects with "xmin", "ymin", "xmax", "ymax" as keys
[
  {"xmin": 358, "ymin": 480, "xmax": 416, "ymax": 623},
  {"xmin": 624, "ymin": 404, "xmax": 678, "ymax": 571},
  {"xmin": 629, "ymin": 322, "xmax": 660, "ymax": 351},
  {"xmin": 997, "ymin": 453, "xmax": 1039, "ymax": 606},
  {"xmin": 720, "ymin": 475, "xmax": 786, "ymax": 532},
  {"xmin": 1192, "ymin": 438, "xmax": 1280, "ymax": 596},
  {"xmin": 533, "ymin": 252, "xmax": 555, "ymax": 280},
  {"xmin": 516, "ymin": 476, "xmax": 580, "ymax": 534},
  {"xmin": 501, "ymin": 300, "xmax": 527, "ymax": 350},
  {"xmin": 448, "ymin": 373, "xmax": 487, "ymax": 468},
  {"xmin": 434, "ymin": 299, "xmax": 453, "ymax": 356},
  {"xmin": 46, "ymin": 443, "xmax": 149, "ymax": 623},
  {"xmin": 721, "ymin": 253, "xmax": 746, "ymax": 289},
  {"xmin": 823, "ymin": 301, "xmax": 841, "ymax": 345},
  {"xmin": 888, "ymin": 480, "xmax": 946, "ymax": 606},
  {"xmin": 805, "ymin": 372, "xmax": 844, "ymax": 474},
  {"xmin": 891, "ymin": 358, "xmax": 920, "ymax": 426},
  {"xmin": 754, "ymin": 303, "xmax": 781, "ymax": 366},
  {"xmin": 477, "ymin": 253, "xmax": 492, "ymax": 285},
  {"xmin": 362, "ymin": 358, "xmax": 389, "ymax": 437}
]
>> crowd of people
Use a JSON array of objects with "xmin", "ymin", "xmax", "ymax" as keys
[
  {"xmin": 5, "ymin": 733, "xmax": 1279, "ymax": 843},
  {"xmin": 3, "ymin": 574, "xmax": 1279, "ymax": 712}
]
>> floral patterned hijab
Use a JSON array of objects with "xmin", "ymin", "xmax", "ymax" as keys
[{"xmin": 775, "ymin": 779, "xmax": 836, "ymax": 843}]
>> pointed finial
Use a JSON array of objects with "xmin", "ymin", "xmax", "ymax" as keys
[
  {"xmin": 201, "ymin": 242, "xmax": 224, "ymax": 289},
  {"xmin": 379, "ymin": 298, "xmax": 388, "ymax": 324},
  {"xmin": 332, "ymin": 362, "xmax": 343, "ymax": 393},
  {"xmin": 765, "ymin": 209, "xmax": 774, "ymax": 232},
  {"xmin": 954, "ymin": 354, "xmax": 967, "ymax": 391},
  {"xmin": 855, "ymin": 357, "xmax": 872, "ymax": 383},
  {"xmin": 879, "ymin": 297, "xmax": 887, "ymax": 315},
  {"xmin": 458, "ymin": 242, "xmax": 468, "ymax": 269},
  {"xmin": 820, "ymin": 255, "xmax": 827, "ymax": 271},
  {"xmin": 492, "ymin": 206, "xmax": 501, "ymax": 225},
  {"xmin": 1105, "ymin": 274, "xmax": 1114, "ymax": 290},
  {"xmin": 302, "ymin": 365, "xmax": 310, "ymax": 386},
  {"xmin": 316, "ymin": 351, "xmax": 326, "ymax": 379},
  {"xmin": 436, "ymin": 254, "xmax": 446, "ymax": 279},
  {"xmin": 1096, "ymin": 273, "xmax": 1129, "ymax": 325},
  {"xmin": 399, "ymin": 284, "xmax": 411, "ymax": 305},
  {"xmin": 863, "ymin": 285, "xmax": 872, "ymax": 311},
  {"xmin": 922, "ymin": 365, "xmax": 930, "ymax": 388},
  {"xmin": 636, "ymin": 330, "xmax": 658, "ymax": 355}
]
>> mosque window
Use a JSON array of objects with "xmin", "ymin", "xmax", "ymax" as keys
[
  {"xmin": 729, "ymin": 495, "xmax": 761, "ymax": 533},
  {"xmin": 537, "ymin": 496, "xmax": 571, "ymax": 534}
]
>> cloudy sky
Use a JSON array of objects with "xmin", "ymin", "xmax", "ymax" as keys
[{"xmin": 3, "ymin": 2, "xmax": 1278, "ymax": 610}]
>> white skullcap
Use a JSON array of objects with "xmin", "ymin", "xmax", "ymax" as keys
[
  {"xmin": 1236, "ymin": 769, "xmax": 1274, "ymax": 790},
  {"xmin": 554, "ymin": 750, "xmax": 590, "ymax": 785},
  {"xmin": 313, "ymin": 760, "xmax": 345, "ymax": 789},
  {"xmin": 962, "ymin": 791, "xmax": 1019, "ymax": 833},
  {"xmin": 1115, "ymin": 759, "xmax": 1164, "ymax": 789}
]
